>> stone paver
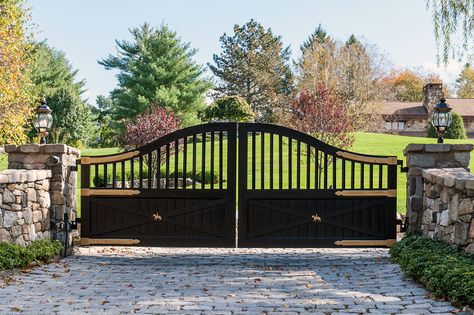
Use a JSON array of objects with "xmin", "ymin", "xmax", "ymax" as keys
[{"xmin": 0, "ymin": 247, "xmax": 462, "ymax": 314}]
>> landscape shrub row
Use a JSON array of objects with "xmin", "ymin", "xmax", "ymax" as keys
[
  {"xmin": 0, "ymin": 240, "xmax": 62, "ymax": 271},
  {"xmin": 390, "ymin": 233, "xmax": 474, "ymax": 307}
]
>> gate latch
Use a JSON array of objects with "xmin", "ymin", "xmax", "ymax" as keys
[{"xmin": 311, "ymin": 214, "xmax": 322, "ymax": 223}]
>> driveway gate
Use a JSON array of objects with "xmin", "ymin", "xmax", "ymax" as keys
[{"xmin": 80, "ymin": 123, "xmax": 399, "ymax": 247}]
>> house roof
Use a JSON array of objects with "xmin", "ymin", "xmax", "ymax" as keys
[{"xmin": 382, "ymin": 98, "xmax": 474, "ymax": 120}]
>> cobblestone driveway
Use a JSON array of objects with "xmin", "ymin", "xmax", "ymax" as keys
[{"xmin": 0, "ymin": 247, "xmax": 463, "ymax": 314}]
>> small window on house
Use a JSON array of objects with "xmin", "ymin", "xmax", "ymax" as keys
[
  {"xmin": 385, "ymin": 121, "xmax": 392, "ymax": 130},
  {"xmin": 398, "ymin": 121, "xmax": 405, "ymax": 130}
]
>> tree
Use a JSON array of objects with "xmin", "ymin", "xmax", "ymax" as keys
[
  {"xmin": 382, "ymin": 68, "xmax": 447, "ymax": 101},
  {"xmin": 90, "ymin": 95, "xmax": 118, "ymax": 148},
  {"xmin": 200, "ymin": 95, "xmax": 254, "ymax": 122},
  {"xmin": 0, "ymin": 0, "xmax": 34, "ymax": 145},
  {"xmin": 289, "ymin": 84, "xmax": 354, "ymax": 183},
  {"xmin": 455, "ymin": 63, "xmax": 474, "ymax": 98},
  {"xmin": 99, "ymin": 23, "xmax": 211, "ymax": 126},
  {"xmin": 296, "ymin": 32, "xmax": 386, "ymax": 131},
  {"xmin": 301, "ymin": 24, "xmax": 330, "ymax": 51},
  {"xmin": 30, "ymin": 42, "xmax": 95, "ymax": 147},
  {"xmin": 426, "ymin": 0, "xmax": 474, "ymax": 64},
  {"xmin": 428, "ymin": 111, "xmax": 466, "ymax": 139},
  {"xmin": 209, "ymin": 19, "xmax": 293, "ymax": 123},
  {"xmin": 122, "ymin": 106, "xmax": 181, "ymax": 176}
]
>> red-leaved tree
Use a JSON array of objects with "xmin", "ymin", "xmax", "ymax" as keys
[
  {"xmin": 290, "ymin": 84, "xmax": 354, "ymax": 183},
  {"xmin": 122, "ymin": 106, "xmax": 181, "ymax": 175}
]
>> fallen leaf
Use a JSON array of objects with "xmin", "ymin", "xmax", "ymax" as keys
[
  {"xmin": 306, "ymin": 283, "xmax": 313, "ymax": 288},
  {"xmin": 51, "ymin": 274, "xmax": 61, "ymax": 279},
  {"xmin": 254, "ymin": 278, "xmax": 262, "ymax": 282},
  {"xmin": 9, "ymin": 307, "xmax": 22, "ymax": 313},
  {"xmin": 202, "ymin": 288, "xmax": 209, "ymax": 292}
]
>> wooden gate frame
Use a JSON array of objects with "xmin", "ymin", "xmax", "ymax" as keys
[
  {"xmin": 80, "ymin": 123, "xmax": 237, "ymax": 247},
  {"xmin": 237, "ymin": 123, "xmax": 399, "ymax": 248}
]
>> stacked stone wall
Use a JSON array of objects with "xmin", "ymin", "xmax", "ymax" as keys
[
  {"xmin": 0, "ymin": 170, "xmax": 51, "ymax": 245},
  {"xmin": 404, "ymin": 143, "xmax": 473, "ymax": 232},
  {"xmin": 421, "ymin": 168, "xmax": 474, "ymax": 253},
  {"xmin": 5, "ymin": 144, "xmax": 79, "ymax": 246}
]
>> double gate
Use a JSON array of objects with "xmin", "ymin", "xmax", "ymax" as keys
[{"xmin": 80, "ymin": 123, "xmax": 399, "ymax": 247}]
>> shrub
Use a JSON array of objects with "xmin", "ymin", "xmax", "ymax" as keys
[
  {"xmin": 390, "ymin": 233, "xmax": 474, "ymax": 307},
  {"xmin": 0, "ymin": 240, "xmax": 61, "ymax": 271},
  {"xmin": 200, "ymin": 95, "xmax": 254, "ymax": 122},
  {"xmin": 428, "ymin": 111, "xmax": 466, "ymax": 139}
]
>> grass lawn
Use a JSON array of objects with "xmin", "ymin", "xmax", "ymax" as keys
[{"xmin": 2, "ymin": 132, "xmax": 474, "ymax": 216}]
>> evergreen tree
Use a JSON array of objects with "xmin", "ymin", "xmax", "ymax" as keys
[
  {"xmin": 209, "ymin": 19, "xmax": 293, "ymax": 122},
  {"xmin": 301, "ymin": 24, "xmax": 330, "ymax": 51},
  {"xmin": 99, "ymin": 23, "xmax": 211, "ymax": 126},
  {"xmin": 30, "ymin": 42, "xmax": 95, "ymax": 147},
  {"xmin": 455, "ymin": 63, "xmax": 474, "ymax": 98},
  {"xmin": 90, "ymin": 95, "xmax": 118, "ymax": 148}
]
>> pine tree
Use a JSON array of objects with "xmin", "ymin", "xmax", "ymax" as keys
[
  {"xmin": 30, "ymin": 42, "xmax": 94, "ymax": 147},
  {"xmin": 99, "ymin": 23, "xmax": 211, "ymax": 126},
  {"xmin": 209, "ymin": 19, "xmax": 293, "ymax": 122},
  {"xmin": 301, "ymin": 24, "xmax": 330, "ymax": 51}
]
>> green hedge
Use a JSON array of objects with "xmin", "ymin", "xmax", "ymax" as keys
[
  {"xmin": 0, "ymin": 240, "xmax": 62, "ymax": 271},
  {"xmin": 390, "ymin": 234, "xmax": 474, "ymax": 307}
]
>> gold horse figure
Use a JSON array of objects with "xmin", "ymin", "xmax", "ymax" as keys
[
  {"xmin": 152, "ymin": 212, "xmax": 162, "ymax": 222},
  {"xmin": 311, "ymin": 214, "xmax": 321, "ymax": 223}
]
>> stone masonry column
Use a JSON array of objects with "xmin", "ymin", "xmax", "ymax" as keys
[
  {"xmin": 5, "ymin": 144, "xmax": 80, "ymax": 246},
  {"xmin": 404, "ymin": 143, "xmax": 473, "ymax": 232}
]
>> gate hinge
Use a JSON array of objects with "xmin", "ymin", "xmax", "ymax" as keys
[{"xmin": 397, "ymin": 160, "xmax": 408, "ymax": 173}]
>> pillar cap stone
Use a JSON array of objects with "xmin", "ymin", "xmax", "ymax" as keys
[
  {"xmin": 404, "ymin": 143, "xmax": 474, "ymax": 156},
  {"xmin": 5, "ymin": 144, "xmax": 80, "ymax": 157}
]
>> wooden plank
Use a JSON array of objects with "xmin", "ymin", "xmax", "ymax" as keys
[
  {"xmin": 335, "ymin": 189, "xmax": 396, "ymax": 197},
  {"xmin": 81, "ymin": 151, "xmax": 140, "ymax": 164},
  {"xmin": 81, "ymin": 189, "xmax": 141, "ymax": 196},
  {"xmin": 80, "ymin": 238, "xmax": 140, "ymax": 246},
  {"xmin": 336, "ymin": 151, "xmax": 397, "ymax": 165},
  {"xmin": 334, "ymin": 239, "xmax": 396, "ymax": 247}
]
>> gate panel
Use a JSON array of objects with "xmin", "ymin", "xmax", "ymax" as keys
[
  {"xmin": 80, "ymin": 123, "xmax": 237, "ymax": 247},
  {"xmin": 238, "ymin": 123, "xmax": 398, "ymax": 248}
]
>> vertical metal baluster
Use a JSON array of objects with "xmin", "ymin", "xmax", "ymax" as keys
[
  {"xmin": 332, "ymin": 155, "xmax": 336, "ymax": 189},
  {"xmin": 261, "ymin": 132, "xmax": 265, "ymax": 189},
  {"xmin": 201, "ymin": 132, "xmax": 206, "ymax": 189},
  {"xmin": 104, "ymin": 164, "xmax": 108, "ymax": 188},
  {"xmin": 279, "ymin": 135, "xmax": 283, "ymax": 189},
  {"xmin": 183, "ymin": 137, "xmax": 187, "ymax": 190},
  {"xmin": 94, "ymin": 164, "xmax": 99, "ymax": 188},
  {"xmin": 211, "ymin": 132, "xmax": 215, "ymax": 189},
  {"xmin": 360, "ymin": 163, "xmax": 364, "ymax": 189},
  {"xmin": 139, "ymin": 155, "xmax": 143, "ymax": 189},
  {"xmin": 369, "ymin": 164, "xmax": 374, "ymax": 189},
  {"xmin": 324, "ymin": 153, "xmax": 328, "ymax": 189},
  {"xmin": 219, "ymin": 131, "xmax": 223, "ymax": 189},
  {"xmin": 130, "ymin": 159, "xmax": 134, "ymax": 188},
  {"xmin": 147, "ymin": 152, "xmax": 152, "ymax": 189},
  {"xmin": 252, "ymin": 132, "xmax": 256, "ymax": 190},
  {"xmin": 379, "ymin": 164, "xmax": 384, "ymax": 189},
  {"xmin": 296, "ymin": 140, "xmax": 300, "ymax": 189},
  {"xmin": 306, "ymin": 144, "xmax": 310, "ymax": 189},
  {"xmin": 157, "ymin": 148, "xmax": 161, "ymax": 189},
  {"xmin": 174, "ymin": 140, "xmax": 179, "ymax": 189},
  {"xmin": 289, "ymin": 138, "xmax": 292, "ymax": 189},
  {"xmin": 351, "ymin": 161, "xmax": 355, "ymax": 189},
  {"xmin": 165, "ymin": 143, "xmax": 170, "ymax": 189},
  {"xmin": 315, "ymin": 150, "xmax": 319, "ymax": 189},
  {"xmin": 192, "ymin": 135, "xmax": 196, "ymax": 189},
  {"xmin": 112, "ymin": 163, "xmax": 116, "ymax": 188},
  {"xmin": 270, "ymin": 133, "xmax": 274, "ymax": 189},
  {"xmin": 121, "ymin": 161, "xmax": 125, "ymax": 189},
  {"xmin": 342, "ymin": 159, "xmax": 346, "ymax": 190}
]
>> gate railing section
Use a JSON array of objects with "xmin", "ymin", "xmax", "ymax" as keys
[
  {"xmin": 80, "ymin": 123, "xmax": 237, "ymax": 196},
  {"xmin": 238, "ymin": 123, "xmax": 399, "ymax": 195}
]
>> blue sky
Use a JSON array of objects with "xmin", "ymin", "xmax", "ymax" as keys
[{"xmin": 29, "ymin": 0, "xmax": 461, "ymax": 104}]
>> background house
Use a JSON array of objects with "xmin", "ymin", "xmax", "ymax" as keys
[{"xmin": 382, "ymin": 83, "xmax": 474, "ymax": 137}]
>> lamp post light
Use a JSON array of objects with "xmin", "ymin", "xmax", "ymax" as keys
[
  {"xmin": 33, "ymin": 97, "xmax": 53, "ymax": 144},
  {"xmin": 431, "ymin": 98, "xmax": 453, "ymax": 144}
]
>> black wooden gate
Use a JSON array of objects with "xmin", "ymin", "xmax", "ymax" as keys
[
  {"xmin": 238, "ymin": 123, "xmax": 398, "ymax": 248},
  {"xmin": 80, "ymin": 123, "xmax": 237, "ymax": 247},
  {"xmin": 80, "ymin": 122, "xmax": 399, "ymax": 247}
]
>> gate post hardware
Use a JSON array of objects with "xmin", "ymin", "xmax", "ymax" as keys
[
  {"xmin": 311, "ymin": 214, "xmax": 322, "ymax": 223},
  {"xmin": 152, "ymin": 212, "xmax": 162, "ymax": 222}
]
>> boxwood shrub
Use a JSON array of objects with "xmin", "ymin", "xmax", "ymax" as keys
[
  {"xmin": 0, "ymin": 240, "xmax": 62, "ymax": 271},
  {"xmin": 390, "ymin": 233, "xmax": 474, "ymax": 307}
]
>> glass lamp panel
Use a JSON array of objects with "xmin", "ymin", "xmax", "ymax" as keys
[
  {"xmin": 431, "ymin": 112, "xmax": 440, "ymax": 127},
  {"xmin": 446, "ymin": 112, "xmax": 453, "ymax": 127},
  {"xmin": 46, "ymin": 113, "xmax": 53, "ymax": 129},
  {"xmin": 438, "ymin": 113, "xmax": 447, "ymax": 127}
]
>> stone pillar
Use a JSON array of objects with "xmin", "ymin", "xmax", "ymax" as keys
[
  {"xmin": 404, "ymin": 143, "xmax": 473, "ymax": 232},
  {"xmin": 5, "ymin": 144, "xmax": 80, "ymax": 246}
]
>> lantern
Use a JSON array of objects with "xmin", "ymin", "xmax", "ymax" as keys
[
  {"xmin": 33, "ymin": 97, "xmax": 53, "ymax": 144},
  {"xmin": 431, "ymin": 98, "xmax": 453, "ymax": 144}
]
